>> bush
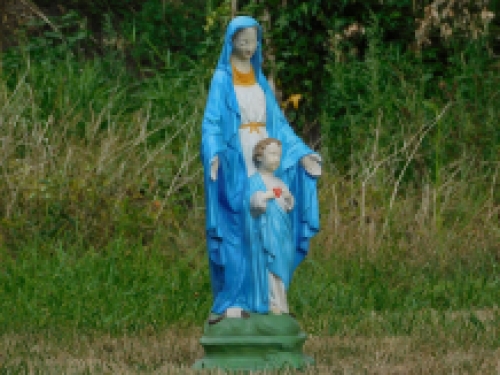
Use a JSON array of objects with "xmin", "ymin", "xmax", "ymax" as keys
[
  {"xmin": 321, "ymin": 20, "xmax": 500, "ymax": 180},
  {"xmin": 121, "ymin": 0, "xmax": 210, "ymax": 67}
]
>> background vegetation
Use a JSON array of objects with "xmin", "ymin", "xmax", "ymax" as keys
[{"xmin": 0, "ymin": 0, "xmax": 499, "ymax": 372}]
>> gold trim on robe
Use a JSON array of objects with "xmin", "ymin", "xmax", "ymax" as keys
[
  {"xmin": 232, "ymin": 64, "xmax": 257, "ymax": 86},
  {"xmin": 240, "ymin": 122, "xmax": 265, "ymax": 134}
]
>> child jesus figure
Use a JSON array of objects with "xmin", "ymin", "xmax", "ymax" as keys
[{"xmin": 247, "ymin": 138, "xmax": 296, "ymax": 315}]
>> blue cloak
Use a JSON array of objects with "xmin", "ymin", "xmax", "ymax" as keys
[{"xmin": 200, "ymin": 16, "xmax": 320, "ymax": 314}]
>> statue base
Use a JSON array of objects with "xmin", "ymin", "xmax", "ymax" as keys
[{"xmin": 193, "ymin": 312, "xmax": 314, "ymax": 372}]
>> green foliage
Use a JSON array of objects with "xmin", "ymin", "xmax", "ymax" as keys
[
  {"xmin": 121, "ymin": 0, "xmax": 210, "ymax": 68},
  {"xmin": 2, "ymin": 11, "xmax": 92, "ymax": 72},
  {"xmin": 321, "ymin": 31, "xmax": 500, "ymax": 180},
  {"xmin": 34, "ymin": 0, "xmax": 142, "ymax": 18},
  {"xmin": 22, "ymin": 1, "xmax": 224, "ymax": 73}
]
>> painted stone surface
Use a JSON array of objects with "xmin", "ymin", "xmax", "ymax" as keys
[{"xmin": 193, "ymin": 313, "xmax": 314, "ymax": 372}]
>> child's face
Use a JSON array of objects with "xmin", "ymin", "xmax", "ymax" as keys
[
  {"xmin": 232, "ymin": 27, "xmax": 258, "ymax": 61},
  {"xmin": 258, "ymin": 142, "xmax": 282, "ymax": 172}
]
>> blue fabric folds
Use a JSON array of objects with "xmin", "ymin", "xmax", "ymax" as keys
[{"xmin": 200, "ymin": 16, "xmax": 320, "ymax": 314}]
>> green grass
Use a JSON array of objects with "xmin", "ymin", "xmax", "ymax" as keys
[
  {"xmin": 0, "ymin": 237, "xmax": 212, "ymax": 334},
  {"xmin": 1, "ymin": 236, "xmax": 498, "ymax": 340}
]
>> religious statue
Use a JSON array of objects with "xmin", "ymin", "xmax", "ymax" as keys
[
  {"xmin": 200, "ymin": 15, "xmax": 321, "ymax": 324},
  {"xmin": 196, "ymin": 15, "xmax": 321, "ymax": 371}
]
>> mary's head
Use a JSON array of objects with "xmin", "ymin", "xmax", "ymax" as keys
[
  {"xmin": 232, "ymin": 26, "xmax": 258, "ymax": 62},
  {"xmin": 217, "ymin": 16, "xmax": 263, "ymax": 73}
]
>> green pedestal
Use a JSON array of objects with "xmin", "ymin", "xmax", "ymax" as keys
[{"xmin": 193, "ymin": 313, "xmax": 314, "ymax": 372}]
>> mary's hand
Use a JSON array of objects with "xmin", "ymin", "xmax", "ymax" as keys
[
  {"xmin": 300, "ymin": 154, "xmax": 322, "ymax": 177},
  {"xmin": 210, "ymin": 155, "xmax": 219, "ymax": 181}
]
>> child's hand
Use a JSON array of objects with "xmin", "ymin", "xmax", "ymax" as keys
[
  {"xmin": 283, "ymin": 190, "xmax": 295, "ymax": 211},
  {"xmin": 264, "ymin": 190, "xmax": 276, "ymax": 200}
]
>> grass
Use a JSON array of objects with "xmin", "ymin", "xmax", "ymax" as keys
[
  {"xmin": 0, "ymin": 232, "xmax": 498, "ymax": 373},
  {"xmin": 1, "ymin": 234, "xmax": 498, "ymax": 335},
  {"xmin": 0, "ymin": 37, "xmax": 499, "ymax": 373},
  {"xmin": 0, "ymin": 237, "xmax": 210, "ymax": 334},
  {"xmin": 0, "ymin": 51, "xmax": 208, "ymax": 253},
  {"xmin": 0, "ymin": 322, "xmax": 499, "ymax": 374}
]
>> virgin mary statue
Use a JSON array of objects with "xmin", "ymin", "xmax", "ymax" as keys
[{"xmin": 201, "ymin": 16, "xmax": 321, "ymax": 322}]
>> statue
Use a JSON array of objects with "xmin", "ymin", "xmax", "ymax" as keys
[{"xmin": 195, "ymin": 15, "xmax": 320, "ymax": 371}]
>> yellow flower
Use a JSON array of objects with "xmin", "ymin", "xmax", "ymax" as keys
[{"xmin": 288, "ymin": 94, "xmax": 302, "ymax": 109}]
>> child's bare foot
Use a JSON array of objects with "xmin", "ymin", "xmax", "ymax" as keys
[{"xmin": 270, "ymin": 305, "xmax": 282, "ymax": 315}]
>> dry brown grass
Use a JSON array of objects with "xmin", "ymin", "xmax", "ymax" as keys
[
  {"xmin": 315, "ymin": 145, "xmax": 499, "ymax": 266},
  {"xmin": 1, "ymin": 315, "xmax": 499, "ymax": 375}
]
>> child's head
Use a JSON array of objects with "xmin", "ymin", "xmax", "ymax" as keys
[{"xmin": 253, "ymin": 138, "xmax": 282, "ymax": 171}]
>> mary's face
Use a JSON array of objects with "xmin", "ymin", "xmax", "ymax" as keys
[{"xmin": 232, "ymin": 27, "xmax": 258, "ymax": 61}]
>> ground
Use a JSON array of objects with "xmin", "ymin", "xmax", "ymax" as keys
[{"xmin": 1, "ymin": 310, "xmax": 499, "ymax": 374}]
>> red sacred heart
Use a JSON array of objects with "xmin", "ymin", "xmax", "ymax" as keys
[{"xmin": 273, "ymin": 187, "xmax": 282, "ymax": 198}]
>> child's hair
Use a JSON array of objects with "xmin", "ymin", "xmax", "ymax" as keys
[{"xmin": 252, "ymin": 138, "xmax": 282, "ymax": 166}]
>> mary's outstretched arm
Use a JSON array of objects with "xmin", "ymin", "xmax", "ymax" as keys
[{"xmin": 300, "ymin": 154, "xmax": 322, "ymax": 177}]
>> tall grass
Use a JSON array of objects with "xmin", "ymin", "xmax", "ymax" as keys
[
  {"xmin": 319, "ymin": 27, "xmax": 499, "ymax": 263},
  {"xmin": 0, "ymin": 52, "xmax": 207, "ymax": 253}
]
